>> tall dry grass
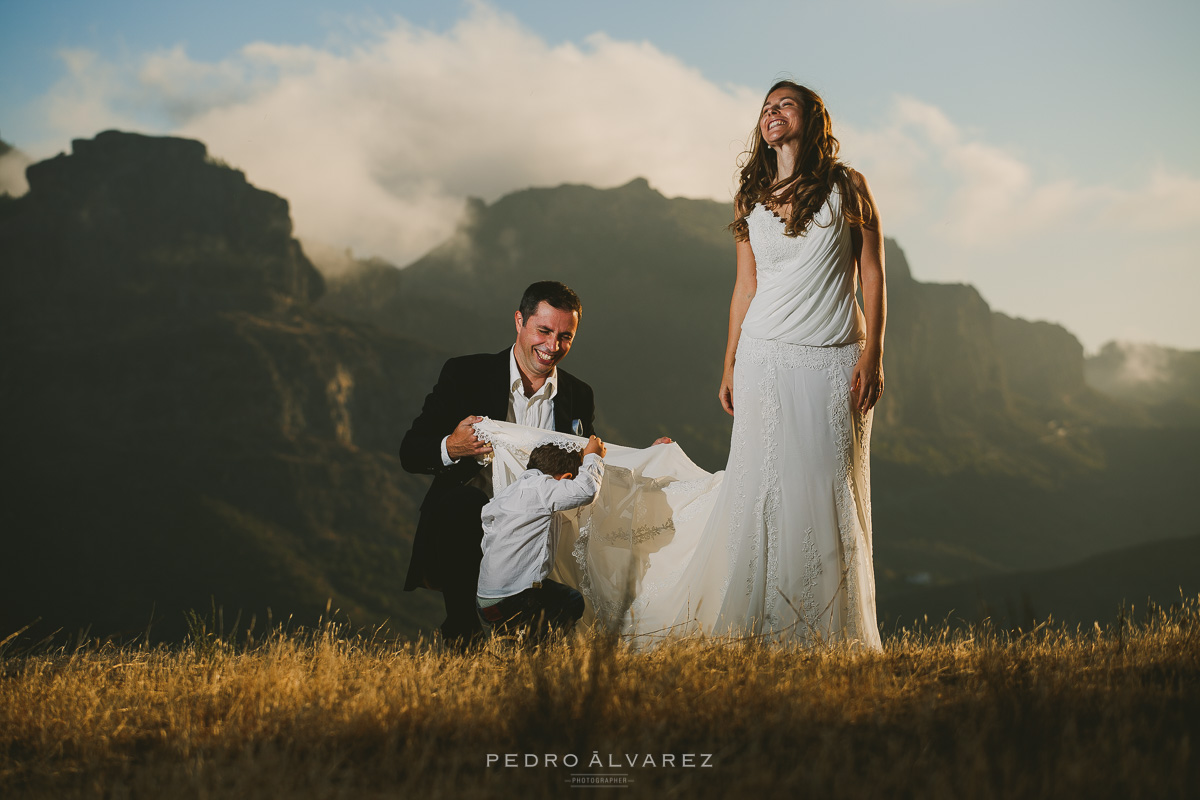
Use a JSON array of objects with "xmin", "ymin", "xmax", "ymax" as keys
[{"xmin": 2, "ymin": 599, "xmax": 1197, "ymax": 799}]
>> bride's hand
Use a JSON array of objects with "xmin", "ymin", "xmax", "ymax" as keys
[
  {"xmin": 851, "ymin": 349, "xmax": 884, "ymax": 412},
  {"xmin": 718, "ymin": 367, "xmax": 735, "ymax": 416}
]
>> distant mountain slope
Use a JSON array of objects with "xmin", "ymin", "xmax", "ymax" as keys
[
  {"xmin": 321, "ymin": 179, "xmax": 1111, "ymax": 475},
  {"xmin": 0, "ymin": 131, "xmax": 445, "ymax": 641},
  {"xmin": 1085, "ymin": 341, "xmax": 1200, "ymax": 426},
  {"xmin": 321, "ymin": 179, "xmax": 737, "ymax": 460},
  {"xmin": 882, "ymin": 534, "xmax": 1200, "ymax": 631},
  {"xmin": 320, "ymin": 179, "xmax": 1200, "ymax": 596}
]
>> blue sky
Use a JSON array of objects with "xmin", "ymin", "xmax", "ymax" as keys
[{"xmin": 2, "ymin": 0, "xmax": 1197, "ymax": 351}]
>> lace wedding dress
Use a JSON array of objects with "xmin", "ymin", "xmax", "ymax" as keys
[{"xmin": 474, "ymin": 185, "xmax": 881, "ymax": 649}]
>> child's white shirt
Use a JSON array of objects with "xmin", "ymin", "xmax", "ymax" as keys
[{"xmin": 476, "ymin": 454, "xmax": 604, "ymax": 599}]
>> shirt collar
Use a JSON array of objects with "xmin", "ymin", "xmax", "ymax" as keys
[{"xmin": 509, "ymin": 346, "xmax": 558, "ymax": 400}]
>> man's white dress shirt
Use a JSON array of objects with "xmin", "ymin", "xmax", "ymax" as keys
[
  {"xmin": 476, "ymin": 454, "xmax": 604, "ymax": 599},
  {"xmin": 439, "ymin": 346, "xmax": 558, "ymax": 467}
]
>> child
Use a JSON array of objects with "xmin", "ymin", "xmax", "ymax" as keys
[{"xmin": 476, "ymin": 435, "xmax": 606, "ymax": 639}]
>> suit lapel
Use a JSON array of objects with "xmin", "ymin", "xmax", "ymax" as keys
[
  {"xmin": 553, "ymin": 374, "xmax": 573, "ymax": 434},
  {"xmin": 486, "ymin": 349, "xmax": 511, "ymax": 421}
]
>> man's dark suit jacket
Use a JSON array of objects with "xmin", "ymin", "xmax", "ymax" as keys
[{"xmin": 399, "ymin": 348, "xmax": 596, "ymax": 593}]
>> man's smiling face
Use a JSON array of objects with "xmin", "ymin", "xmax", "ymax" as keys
[{"xmin": 513, "ymin": 301, "xmax": 579, "ymax": 386}]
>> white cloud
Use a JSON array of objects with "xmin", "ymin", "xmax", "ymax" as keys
[
  {"xmin": 15, "ymin": 3, "xmax": 1200, "ymax": 348},
  {"xmin": 844, "ymin": 96, "xmax": 1200, "ymax": 248},
  {"xmin": 843, "ymin": 97, "xmax": 1085, "ymax": 245},
  {"xmin": 136, "ymin": 45, "xmax": 271, "ymax": 124},
  {"xmin": 1099, "ymin": 167, "xmax": 1200, "ymax": 232},
  {"xmin": 30, "ymin": 5, "xmax": 759, "ymax": 265},
  {"xmin": 38, "ymin": 49, "xmax": 144, "ymax": 142},
  {"xmin": 0, "ymin": 146, "xmax": 31, "ymax": 196},
  {"xmin": 28, "ymin": 6, "xmax": 1199, "ymax": 265}
]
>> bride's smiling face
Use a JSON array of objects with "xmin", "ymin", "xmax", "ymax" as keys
[{"xmin": 760, "ymin": 88, "xmax": 803, "ymax": 146}]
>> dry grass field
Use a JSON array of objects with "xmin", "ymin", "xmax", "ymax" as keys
[{"xmin": 2, "ymin": 600, "xmax": 1197, "ymax": 800}]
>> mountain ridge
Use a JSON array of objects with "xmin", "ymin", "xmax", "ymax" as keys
[
  {"xmin": 3, "ymin": 133, "xmax": 1195, "ymax": 641},
  {"xmin": 884, "ymin": 533, "xmax": 1200, "ymax": 630},
  {"xmin": 319, "ymin": 176, "xmax": 1132, "ymax": 477},
  {"xmin": 318, "ymin": 175, "xmax": 1200, "ymax": 602}
]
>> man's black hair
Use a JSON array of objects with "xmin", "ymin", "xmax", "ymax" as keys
[{"xmin": 518, "ymin": 281, "xmax": 582, "ymax": 322}]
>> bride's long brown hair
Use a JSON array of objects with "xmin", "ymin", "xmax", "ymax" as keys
[{"xmin": 730, "ymin": 81, "xmax": 873, "ymax": 241}]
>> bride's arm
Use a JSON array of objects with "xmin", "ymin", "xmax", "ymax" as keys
[
  {"xmin": 849, "ymin": 169, "xmax": 886, "ymax": 412},
  {"xmin": 719, "ymin": 237, "xmax": 758, "ymax": 415}
]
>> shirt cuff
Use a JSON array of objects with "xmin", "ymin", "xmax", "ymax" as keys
[{"xmin": 440, "ymin": 435, "xmax": 458, "ymax": 467}]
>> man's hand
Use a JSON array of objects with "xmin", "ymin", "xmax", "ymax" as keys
[
  {"xmin": 445, "ymin": 415, "xmax": 493, "ymax": 460},
  {"xmin": 651, "ymin": 437, "xmax": 672, "ymax": 446},
  {"xmin": 583, "ymin": 435, "xmax": 607, "ymax": 459}
]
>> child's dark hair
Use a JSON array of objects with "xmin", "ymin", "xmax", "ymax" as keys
[{"xmin": 527, "ymin": 444, "xmax": 584, "ymax": 477}]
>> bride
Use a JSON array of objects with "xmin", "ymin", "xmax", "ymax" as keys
[{"xmin": 476, "ymin": 81, "xmax": 885, "ymax": 649}]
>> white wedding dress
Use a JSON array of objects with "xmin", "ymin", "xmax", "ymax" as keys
[{"xmin": 473, "ymin": 185, "xmax": 880, "ymax": 649}]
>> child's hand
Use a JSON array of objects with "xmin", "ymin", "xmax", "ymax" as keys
[{"xmin": 583, "ymin": 435, "xmax": 606, "ymax": 458}]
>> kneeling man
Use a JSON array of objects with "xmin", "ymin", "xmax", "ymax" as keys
[{"xmin": 399, "ymin": 281, "xmax": 595, "ymax": 646}]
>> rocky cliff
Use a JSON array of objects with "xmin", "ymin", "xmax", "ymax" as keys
[
  {"xmin": 0, "ymin": 132, "xmax": 444, "ymax": 641},
  {"xmin": 11, "ymin": 131, "xmax": 322, "ymax": 317}
]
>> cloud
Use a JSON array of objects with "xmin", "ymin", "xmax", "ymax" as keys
[
  {"xmin": 27, "ymin": 5, "xmax": 1200, "ymax": 264},
  {"xmin": 0, "ymin": 146, "xmax": 31, "ymax": 196},
  {"xmin": 37, "ymin": 49, "xmax": 144, "ymax": 142},
  {"xmin": 15, "ymin": 3, "xmax": 1200, "ymax": 350},
  {"xmin": 29, "ymin": 5, "xmax": 759, "ymax": 265},
  {"xmin": 1099, "ymin": 167, "xmax": 1200, "ymax": 232},
  {"xmin": 842, "ymin": 96, "xmax": 1200, "ymax": 248},
  {"xmin": 842, "ymin": 97, "xmax": 1085, "ymax": 244},
  {"xmin": 1101, "ymin": 341, "xmax": 1171, "ymax": 386},
  {"xmin": 136, "ymin": 44, "xmax": 273, "ymax": 124}
]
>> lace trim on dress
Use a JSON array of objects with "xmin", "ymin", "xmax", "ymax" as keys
[
  {"xmin": 859, "ymin": 410, "xmax": 874, "ymax": 554},
  {"xmin": 472, "ymin": 417, "xmax": 586, "ymax": 454},
  {"xmin": 746, "ymin": 205, "xmax": 788, "ymax": 275},
  {"xmin": 799, "ymin": 527, "xmax": 824, "ymax": 631},
  {"xmin": 738, "ymin": 336, "xmax": 862, "ymax": 371},
  {"xmin": 753, "ymin": 184, "xmax": 840, "ymax": 230},
  {"xmin": 758, "ymin": 365, "xmax": 783, "ymax": 628},
  {"xmin": 601, "ymin": 518, "xmax": 675, "ymax": 547},
  {"xmin": 570, "ymin": 514, "xmax": 597, "ymax": 615},
  {"xmin": 827, "ymin": 363, "xmax": 861, "ymax": 640}
]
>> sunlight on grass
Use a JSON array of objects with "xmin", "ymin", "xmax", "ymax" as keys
[{"xmin": 2, "ymin": 598, "xmax": 1197, "ymax": 798}]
